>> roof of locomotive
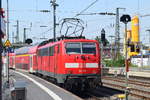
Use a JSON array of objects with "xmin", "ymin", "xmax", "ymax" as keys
[
  {"xmin": 15, "ymin": 36, "xmax": 99, "ymax": 53},
  {"xmin": 38, "ymin": 38, "xmax": 99, "ymax": 49},
  {"xmin": 62, "ymin": 39, "xmax": 98, "ymax": 42}
]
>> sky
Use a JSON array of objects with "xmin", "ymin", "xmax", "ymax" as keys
[{"xmin": 2, "ymin": 0, "xmax": 150, "ymax": 45}]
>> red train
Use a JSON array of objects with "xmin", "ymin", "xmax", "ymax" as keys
[{"xmin": 9, "ymin": 36, "xmax": 102, "ymax": 90}]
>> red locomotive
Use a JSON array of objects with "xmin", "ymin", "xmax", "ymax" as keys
[
  {"xmin": 9, "ymin": 36, "xmax": 102, "ymax": 90},
  {"xmin": 9, "ymin": 18, "xmax": 102, "ymax": 90}
]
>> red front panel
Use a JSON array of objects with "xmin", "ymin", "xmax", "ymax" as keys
[{"xmin": 62, "ymin": 41, "xmax": 101, "ymax": 75}]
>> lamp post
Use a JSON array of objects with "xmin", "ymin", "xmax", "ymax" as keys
[
  {"xmin": 0, "ymin": 0, "xmax": 2, "ymax": 99},
  {"xmin": 120, "ymin": 14, "xmax": 131, "ymax": 100},
  {"xmin": 51, "ymin": 0, "xmax": 58, "ymax": 41}
]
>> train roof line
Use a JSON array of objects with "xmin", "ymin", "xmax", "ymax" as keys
[
  {"xmin": 15, "ymin": 36, "xmax": 86, "ymax": 55},
  {"xmin": 38, "ymin": 35, "xmax": 85, "ymax": 47}
]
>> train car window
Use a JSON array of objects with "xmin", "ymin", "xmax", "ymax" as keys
[
  {"xmin": 66, "ymin": 43, "xmax": 81, "ymax": 54},
  {"xmin": 42, "ymin": 48, "xmax": 48, "ymax": 56},
  {"xmin": 82, "ymin": 43, "xmax": 96, "ymax": 54},
  {"xmin": 49, "ymin": 46, "xmax": 54, "ymax": 56},
  {"xmin": 38, "ymin": 50, "xmax": 42, "ymax": 56},
  {"xmin": 38, "ymin": 48, "xmax": 48, "ymax": 56}
]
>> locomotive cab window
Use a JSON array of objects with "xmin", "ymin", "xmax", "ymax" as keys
[
  {"xmin": 65, "ymin": 42, "xmax": 96, "ymax": 54},
  {"xmin": 66, "ymin": 43, "xmax": 81, "ymax": 54},
  {"xmin": 82, "ymin": 43, "xmax": 96, "ymax": 54}
]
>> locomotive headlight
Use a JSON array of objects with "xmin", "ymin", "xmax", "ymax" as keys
[
  {"xmin": 92, "ymin": 70, "xmax": 97, "ymax": 74},
  {"xmin": 67, "ymin": 70, "xmax": 73, "ymax": 74}
]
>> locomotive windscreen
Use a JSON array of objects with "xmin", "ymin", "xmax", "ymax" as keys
[
  {"xmin": 82, "ymin": 43, "xmax": 96, "ymax": 54},
  {"xmin": 66, "ymin": 43, "xmax": 81, "ymax": 54},
  {"xmin": 66, "ymin": 42, "xmax": 96, "ymax": 54}
]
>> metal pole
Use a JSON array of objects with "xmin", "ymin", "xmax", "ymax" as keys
[
  {"xmin": 0, "ymin": 0, "xmax": 3, "ymax": 99},
  {"xmin": 149, "ymin": 32, "xmax": 150, "ymax": 46},
  {"xmin": 36, "ymin": 0, "xmax": 38, "ymax": 11},
  {"xmin": 115, "ymin": 8, "xmax": 125, "ymax": 60},
  {"xmin": 109, "ymin": 35, "xmax": 115, "ymax": 60},
  {"xmin": 148, "ymin": 30, "xmax": 150, "ymax": 46},
  {"xmin": 12, "ymin": 32, "xmax": 14, "ymax": 43},
  {"xmin": 6, "ymin": 4, "xmax": 10, "ymax": 83},
  {"xmin": 23, "ymin": 28, "xmax": 26, "ymax": 43},
  {"xmin": 100, "ymin": 42, "xmax": 103, "ymax": 77},
  {"xmin": 7, "ymin": 0, "xmax": 9, "ymax": 39},
  {"xmin": 115, "ymin": 8, "xmax": 119, "ymax": 60},
  {"xmin": 140, "ymin": 43, "xmax": 143, "ymax": 68},
  {"xmin": 51, "ymin": 0, "xmax": 57, "ymax": 41},
  {"xmin": 110, "ymin": 36, "xmax": 113, "ymax": 60},
  {"xmin": 16, "ymin": 20, "xmax": 19, "ymax": 43},
  {"xmin": 146, "ymin": 30, "xmax": 150, "ymax": 47},
  {"xmin": 125, "ymin": 23, "xmax": 128, "ymax": 100},
  {"xmin": 0, "ymin": 39, "xmax": 2, "ymax": 100}
]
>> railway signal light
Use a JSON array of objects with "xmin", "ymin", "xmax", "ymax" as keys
[
  {"xmin": 101, "ymin": 28, "xmax": 107, "ymax": 46},
  {"xmin": 101, "ymin": 28, "xmax": 105, "ymax": 41},
  {"xmin": 25, "ymin": 38, "xmax": 33, "ymax": 44},
  {"xmin": 120, "ymin": 14, "xmax": 131, "ymax": 24}
]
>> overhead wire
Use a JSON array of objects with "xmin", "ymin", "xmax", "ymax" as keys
[
  {"xmin": 36, "ymin": 27, "xmax": 53, "ymax": 36},
  {"xmin": 74, "ymin": 0, "xmax": 99, "ymax": 17}
]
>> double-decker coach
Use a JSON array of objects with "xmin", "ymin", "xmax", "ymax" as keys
[
  {"xmin": 14, "ymin": 45, "xmax": 38, "ymax": 72},
  {"xmin": 9, "ymin": 53, "xmax": 15, "ymax": 69}
]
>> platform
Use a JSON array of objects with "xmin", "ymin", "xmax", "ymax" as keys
[{"xmin": 9, "ymin": 70, "xmax": 83, "ymax": 100}]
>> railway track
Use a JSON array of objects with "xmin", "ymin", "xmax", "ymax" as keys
[
  {"xmin": 103, "ymin": 76, "xmax": 150, "ymax": 87},
  {"xmin": 84, "ymin": 92, "xmax": 103, "ymax": 100},
  {"xmin": 79, "ymin": 86, "xmax": 124, "ymax": 100},
  {"xmin": 102, "ymin": 76, "xmax": 150, "ymax": 100}
]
